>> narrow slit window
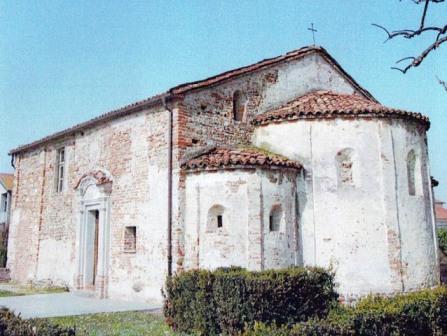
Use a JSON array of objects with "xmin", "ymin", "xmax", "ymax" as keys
[
  {"xmin": 1, "ymin": 194, "xmax": 7, "ymax": 212},
  {"xmin": 207, "ymin": 205, "xmax": 225, "ymax": 232},
  {"xmin": 336, "ymin": 148, "xmax": 354, "ymax": 187},
  {"xmin": 269, "ymin": 206, "xmax": 282, "ymax": 232},
  {"xmin": 124, "ymin": 226, "xmax": 137, "ymax": 253},
  {"xmin": 407, "ymin": 150, "xmax": 417, "ymax": 196},
  {"xmin": 232, "ymin": 90, "xmax": 246, "ymax": 122},
  {"xmin": 56, "ymin": 147, "xmax": 65, "ymax": 192}
]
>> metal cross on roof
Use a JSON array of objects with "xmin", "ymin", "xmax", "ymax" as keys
[{"xmin": 308, "ymin": 23, "xmax": 317, "ymax": 45}]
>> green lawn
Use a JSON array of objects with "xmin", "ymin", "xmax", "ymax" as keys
[
  {"xmin": 45, "ymin": 311, "xmax": 180, "ymax": 336},
  {"xmin": 0, "ymin": 286, "xmax": 67, "ymax": 297},
  {"xmin": 0, "ymin": 289, "xmax": 24, "ymax": 297}
]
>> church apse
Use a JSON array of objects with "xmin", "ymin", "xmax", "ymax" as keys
[{"xmin": 181, "ymin": 147, "xmax": 302, "ymax": 271}]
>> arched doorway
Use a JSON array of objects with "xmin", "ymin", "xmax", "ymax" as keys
[{"xmin": 74, "ymin": 170, "xmax": 112, "ymax": 298}]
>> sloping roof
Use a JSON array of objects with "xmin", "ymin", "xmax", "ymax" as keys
[
  {"xmin": 0, "ymin": 173, "xmax": 14, "ymax": 192},
  {"xmin": 9, "ymin": 92, "xmax": 169, "ymax": 155},
  {"xmin": 252, "ymin": 91, "xmax": 429, "ymax": 128},
  {"xmin": 10, "ymin": 46, "xmax": 375, "ymax": 155},
  {"xmin": 181, "ymin": 146, "xmax": 301, "ymax": 172},
  {"xmin": 170, "ymin": 46, "xmax": 375, "ymax": 100},
  {"xmin": 437, "ymin": 202, "xmax": 447, "ymax": 221}
]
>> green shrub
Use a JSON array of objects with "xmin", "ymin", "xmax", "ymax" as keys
[
  {"xmin": 349, "ymin": 287, "xmax": 447, "ymax": 335},
  {"xmin": 244, "ymin": 319, "xmax": 354, "ymax": 336},
  {"xmin": 0, "ymin": 308, "xmax": 76, "ymax": 335},
  {"xmin": 163, "ymin": 266, "xmax": 338, "ymax": 335},
  {"xmin": 438, "ymin": 228, "xmax": 447, "ymax": 254},
  {"xmin": 163, "ymin": 269, "xmax": 218, "ymax": 335},
  {"xmin": 245, "ymin": 286, "xmax": 447, "ymax": 336}
]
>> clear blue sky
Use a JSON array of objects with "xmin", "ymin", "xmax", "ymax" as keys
[{"xmin": 1, "ymin": 1, "xmax": 446, "ymax": 200}]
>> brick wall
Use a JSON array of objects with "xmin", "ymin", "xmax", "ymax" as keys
[
  {"xmin": 8, "ymin": 106, "xmax": 171, "ymax": 301},
  {"xmin": 8, "ymin": 52, "xmax": 364, "ymax": 300}
]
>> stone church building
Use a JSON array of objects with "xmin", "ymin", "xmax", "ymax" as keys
[{"xmin": 7, "ymin": 46, "xmax": 439, "ymax": 302}]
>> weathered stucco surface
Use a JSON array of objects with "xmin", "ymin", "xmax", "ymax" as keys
[
  {"xmin": 7, "ymin": 47, "xmax": 438, "ymax": 303},
  {"xmin": 8, "ymin": 107, "xmax": 170, "ymax": 302},
  {"xmin": 182, "ymin": 169, "xmax": 300, "ymax": 271},
  {"xmin": 252, "ymin": 118, "xmax": 438, "ymax": 297}
]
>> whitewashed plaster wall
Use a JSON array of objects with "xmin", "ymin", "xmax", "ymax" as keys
[
  {"xmin": 258, "ymin": 53, "xmax": 357, "ymax": 113},
  {"xmin": 252, "ymin": 118, "xmax": 438, "ymax": 297},
  {"xmin": 182, "ymin": 168, "xmax": 300, "ymax": 271},
  {"xmin": 260, "ymin": 169, "xmax": 301, "ymax": 269}
]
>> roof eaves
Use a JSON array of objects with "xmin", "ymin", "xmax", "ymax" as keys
[
  {"xmin": 0, "ymin": 174, "xmax": 13, "ymax": 191},
  {"xmin": 9, "ymin": 45, "xmax": 376, "ymax": 155},
  {"xmin": 9, "ymin": 92, "xmax": 169, "ymax": 155},
  {"xmin": 170, "ymin": 46, "xmax": 377, "ymax": 102}
]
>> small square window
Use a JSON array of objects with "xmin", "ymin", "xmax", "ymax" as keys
[{"xmin": 124, "ymin": 226, "xmax": 136, "ymax": 253}]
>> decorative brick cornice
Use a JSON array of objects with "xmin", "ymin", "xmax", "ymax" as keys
[{"xmin": 252, "ymin": 91, "xmax": 430, "ymax": 129}]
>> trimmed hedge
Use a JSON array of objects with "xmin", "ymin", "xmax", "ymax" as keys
[
  {"xmin": 0, "ymin": 308, "xmax": 76, "ymax": 335},
  {"xmin": 163, "ymin": 266, "xmax": 338, "ymax": 335},
  {"xmin": 245, "ymin": 286, "xmax": 447, "ymax": 336},
  {"xmin": 438, "ymin": 228, "xmax": 447, "ymax": 254}
]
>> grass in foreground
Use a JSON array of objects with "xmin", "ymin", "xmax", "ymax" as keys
[
  {"xmin": 19, "ymin": 285, "xmax": 68, "ymax": 295},
  {"xmin": 0, "ymin": 289, "xmax": 24, "ymax": 297},
  {"xmin": 45, "ymin": 311, "xmax": 179, "ymax": 336},
  {"xmin": 0, "ymin": 287, "xmax": 67, "ymax": 297}
]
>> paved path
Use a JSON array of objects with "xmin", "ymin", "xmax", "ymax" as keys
[{"xmin": 0, "ymin": 292, "xmax": 161, "ymax": 319}]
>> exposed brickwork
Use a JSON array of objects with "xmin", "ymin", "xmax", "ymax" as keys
[
  {"xmin": 123, "ymin": 226, "xmax": 136, "ymax": 253},
  {"xmin": 6, "ymin": 46, "xmax": 437, "ymax": 302},
  {"xmin": 177, "ymin": 68, "xmax": 280, "ymax": 154},
  {"xmin": 8, "ymin": 107, "xmax": 170, "ymax": 300}
]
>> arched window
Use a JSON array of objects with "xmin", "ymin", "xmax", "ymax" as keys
[
  {"xmin": 336, "ymin": 148, "xmax": 354, "ymax": 187},
  {"xmin": 207, "ymin": 205, "xmax": 225, "ymax": 232},
  {"xmin": 269, "ymin": 205, "xmax": 282, "ymax": 232},
  {"xmin": 232, "ymin": 90, "xmax": 246, "ymax": 122},
  {"xmin": 407, "ymin": 150, "xmax": 417, "ymax": 196}
]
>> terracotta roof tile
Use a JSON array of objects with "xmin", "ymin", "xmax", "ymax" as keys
[
  {"xmin": 181, "ymin": 147, "xmax": 301, "ymax": 172},
  {"xmin": 0, "ymin": 173, "xmax": 14, "ymax": 191},
  {"xmin": 171, "ymin": 46, "xmax": 375, "ymax": 101},
  {"xmin": 252, "ymin": 91, "xmax": 429, "ymax": 128},
  {"xmin": 436, "ymin": 204, "xmax": 447, "ymax": 221},
  {"xmin": 10, "ymin": 46, "xmax": 375, "ymax": 155}
]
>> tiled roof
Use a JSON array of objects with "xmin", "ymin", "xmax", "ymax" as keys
[
  {"xmin": 253, "ymin": 91, "xmax": 429, "ymax": 128},
  {"xmin": 10, "ymin": 46, "xmax": 375, "ymax": 155},
  {"xmin": 437, "ymin": 203, "xmax": 447, "ymax": 221},
  {"xmin": 181, "ymin": 147, "xmax": 301, "ymax": 172},
  {"xmin": 170, "ymin": 46, "xmax": 375, "ymax": 101},
  {"xmin": 9, "ymin": 93, "xmax": 169, "ymax": 155},
  {"xmin": 0, "ymin": 173, "xmax": 14, "ymax": 191}
]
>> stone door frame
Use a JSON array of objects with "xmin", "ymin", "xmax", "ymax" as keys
[{"xmin": 75, "ymin": 172, "xmax": 112, "ymax": 299}]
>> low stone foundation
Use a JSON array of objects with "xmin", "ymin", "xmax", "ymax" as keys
[{"xmin": 0, "ymin": 268, "xmax": 11, "ymax": 282}]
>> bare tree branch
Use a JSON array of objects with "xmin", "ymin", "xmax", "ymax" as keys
[
  {"xmin": 437, "ymin": 76, "xmax": 447, "ymax": 91},
  {"xmin": 374, "ymin": 0, "xmax": 447, "ymax": 73},
  {"xmin": 393, "ymin": 35, "xmax": 447, "ymax": 73}
]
